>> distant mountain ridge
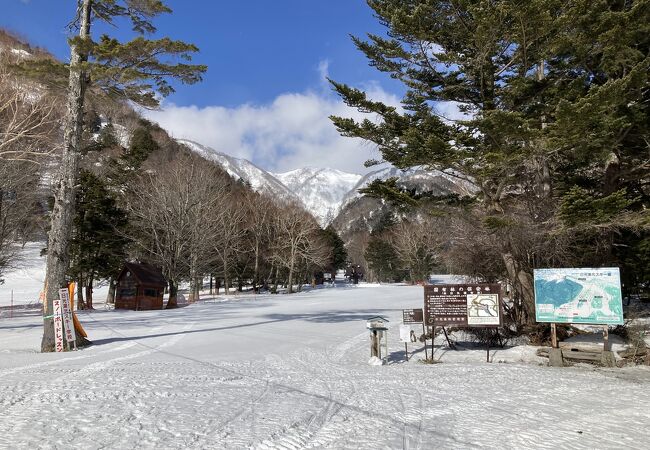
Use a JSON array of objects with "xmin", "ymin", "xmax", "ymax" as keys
[
  {"xmin": 178, "ymin": 139, "xmax": 476, "ymax": 229},
  {"xmin": 178, "ymin": 139, "xmax": 362, "ymax": 225},
  {"xmin": 340, "ymin": 166, "xmax": 477, "ymax": 211},
  {"xmin": 178, "ymin": 139, "xmax": 300, "ymax": 202},
  {"xmin": 272, "ymin": 168, "xmax": 362, "ymax": 225}
]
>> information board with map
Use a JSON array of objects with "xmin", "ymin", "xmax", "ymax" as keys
[
  {"xmin": 424, "ymin": 284, "xmax": 502, "ymax": 327},
  {"xmin": 534, "ymin": 267, "xmax": 624, "ymax": 325}
]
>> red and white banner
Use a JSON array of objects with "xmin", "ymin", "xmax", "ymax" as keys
[{"xmin": 59, "ymin": 288, "xmax": 76, "ymax": 345}]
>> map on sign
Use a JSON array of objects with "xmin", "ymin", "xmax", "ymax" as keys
[
  {"xmin": 534, "ymin": 267, "xmax": 624, "ymax": 325},
  {"xmin": 466, "ymin": 293, "xmax": 500, "ymax": 325},
  {"xmin": 424, "ymin": 284, "xmax": 502, "ymax": 327}
]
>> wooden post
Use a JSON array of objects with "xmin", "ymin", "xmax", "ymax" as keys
[
  {"xmin": 422, "ymin": 323, "xmax": 428, "ymax": 360},
  {"xmin": 548, "ymin": 323, "xmax": 564, "ymax": 367},
  {"xmin": 442, "ymin": 326, "xmax": 454, "ymax": 349},
  {"xmin": 603, "ymin": 326, "xmax": 610, "ymax": 351},
  {"xmin": 371, "ymin": 330, "xmax": 379, "ymax": 358},
  {"xmin": 430, "ymin": 325, "xmax": 435, "ymax": 360},
  {"xmin": 551, "ymin": 323, "xmax": 558, "ymax": 348},
  {"xmin": 486, "ymin": 339, "xmax": 490, "ymax": 363},
  {"xmin": 404, "ymin": 342, "xmax": 409, "ymax": 361}
]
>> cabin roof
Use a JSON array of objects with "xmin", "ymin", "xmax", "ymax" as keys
[
  {"xmin": 366, "ymin": 316, "xmax": 389, "ymax": 322},
  {"xmin": 119, "ymin": 262, "xmax": 167, "ymax": 287}
]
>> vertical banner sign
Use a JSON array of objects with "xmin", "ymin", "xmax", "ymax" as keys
[
  {"xmin": 52, "ymin": 296, "xmax": 64, "ymax": 352},
  {"xmin": 59, "ymin": 288, "xmax": 76, "ymax": 345},
  {"xmin": 424, "ymin": 284, "xmax": 502, "ymax": 327}
]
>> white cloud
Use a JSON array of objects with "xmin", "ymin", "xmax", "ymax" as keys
[
  {"xmin": 317, "ymin": 59, "xmax": 330, "ymax": 86},
  {"xmin": 143, "ymin": 73, "xmax": 402, "ymax": 175}
]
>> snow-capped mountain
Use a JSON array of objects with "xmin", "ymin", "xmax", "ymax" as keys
[
  {"xmin": 179, "ymin": 139, "xmax": 475, "ymax": 230},
  {"xmin": 273, "ymin": 168, "xmax": 362, "ymax": 226},
  {"xmin": 339, "ymin": 166, "xmax": 477, "ymax": 211},
  {"xmin": 331, "ymin": 166, "xmax": 478, "ymax": 238},
  {"xmin": 179, "ymin": 140, "xmax": 363, "ymax": 225},
  {"xmin": 178, "ymin": 139, "xmax": 299, "ymax": 202}
]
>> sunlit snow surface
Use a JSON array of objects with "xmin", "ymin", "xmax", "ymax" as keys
[{"xmin": 1, "ymin": 279, "xmax": 650, "ymax": 448}]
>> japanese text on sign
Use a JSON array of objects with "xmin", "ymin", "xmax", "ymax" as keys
[
  {"xmin": 53, "ymin": 298, "xmax": 64, "ymax": 352},
  {"xmin": 402, "ymin": 308, "xmax": 424, "ymax": 324},
  {"xmin": 424, "ymin": 284, "xmax": 502, "ymax": 327},
  {"xmin": 59, "ymin": 288, "xmax": 76, "ymax": 344}
]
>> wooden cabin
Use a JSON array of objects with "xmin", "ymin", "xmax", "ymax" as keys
[{"xmin": 115, "ymin": 262, "xmax": 167, "ymax": 310}]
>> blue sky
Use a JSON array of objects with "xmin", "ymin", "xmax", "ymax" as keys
[{"xmin": 2, "ymin": 1, "xmax": 407, "ymax": 173}]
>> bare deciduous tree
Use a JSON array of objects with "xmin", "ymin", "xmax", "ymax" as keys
[
  {"xmin": 127, "ymin": 155, "xmax": 226, "ymax": 308},
  {"xmin": 389, "ymin": 218, "xmax": 440, "ymax": 283},
  {"xmin": 243, "ymin": 191, "xmax": 276, "ymax": 293},
  {"xmin": 0, "ymin": 160, "xmax": 42, "ymax": 281},
  {"xmin": 270, "ymin": 203, "xmax": 330, "ymax": 293},
  {"xmin": 0, "ymin": 63, "xmax": 60, "ymax": 163},
  {"xmin": 211, "ymin": 190, "xmax": 248, "ymax": 296}
]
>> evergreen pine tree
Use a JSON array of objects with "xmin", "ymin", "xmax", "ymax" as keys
[
  {"xmin": 331, "ymin": 0, "xmax": 649, "ymax": 322},
  {"xmin": 321, "ymin": 225, "xmax": 348, "ymax": 278},
  {"xmin": 365, "ymin": 238, "xmax": 402, "ymax": 282},
  {"xmin": 68, "ymin": 170, "xmax": 129, "ymax": 311},
  {"xmin": 38, "ymin": 0, "xmax": 206, "ymax": 352}
]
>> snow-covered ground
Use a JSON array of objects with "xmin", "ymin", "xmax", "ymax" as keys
[
  {"xmin": 2, "ymin": 280, "xmax": 650, "ymax": 449},
  {"xmin": 0, "ymin": 242, "xmax": 48, "ymax": 308}
]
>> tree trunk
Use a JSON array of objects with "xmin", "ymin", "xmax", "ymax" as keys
[
  {"xmin": 42, "ymin": 0, "xmax": 91, "ymax": 353},
  {"xmin": 287, "ymin": 255, "xmax": 295, "ymax": 294},
  {"xmin": 76, "ymin": 275, "xmax": 86, "ymax": 310},
  {"xmin": 106, "ymin": 278, "xmax": 116, "ymax": 304},
  {"xmin": 189, "ymin": 259, "xmax": 196, "ymax": 303},
  {"xmin": 272, "ymin": 266, "xmax": 279, "ymax": 294},
  {"xmin": 85, "ymin": 278, "xmax": 93, "ymax": 310},
  {"xmin": 253, "ymin": 240, "xmax": 260, "ymax": 293},
  {"xmin": 297, "ymin": 271, "xmax": 304, "ymax": 292},
  {"xmin": 502, "ymin": 252, "xmax": 536, "ymax": 325},
  {"xmin": 166, "ymin": 281, "xmax": 178, "ymax": 309},
  {"xmin": 222, "ymin": 258, "xmax": 230, "ymax": 296},
  {"xmin": 188, "ymin": 254, "xmax": 202, "ymax": 302}
]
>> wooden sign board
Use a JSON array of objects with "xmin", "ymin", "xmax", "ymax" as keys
[
  {"xmin": 424, "ymin": 284, "xmax": 502, "ymax": 327},
  {"xmin": 59, "ymin": 288, "xmax": 76, "ymax": 345},
  {"xmin": 52, "ymin": 297, "xmax": 64, "ymax": 352},
  {"xmin": 402, "ymin": 308, "xmax": 424, "ymax": 324}
]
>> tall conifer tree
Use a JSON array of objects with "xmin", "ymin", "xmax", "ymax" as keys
[
  {"xmin": 41, "ymin": 0, "xmax": 206, "ymax": 352},
  {"xmin": 331, "ymin": 0, "xmax": 649, "ymax": 323}
]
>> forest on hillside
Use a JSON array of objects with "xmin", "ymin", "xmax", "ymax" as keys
[
  {"xmin": 1, "ymin": 1, "xmax": 648, "ymax": 346},
  {"xmin": 0, "ymin": 26, "xmax": 346, "ymax": 316}
]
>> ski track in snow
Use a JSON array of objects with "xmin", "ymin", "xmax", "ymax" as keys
[{"xmin": 1, "ymin": 284, "xmax": 650, "ymax": 449}]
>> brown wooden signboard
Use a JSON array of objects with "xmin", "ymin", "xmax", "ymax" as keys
[
  {"xmin": 424, "ymin": 284, "xmax": 502, "ymax": 327},
  {"xmin": 402, "ymin": 308, "xmax": 424, "ymax": 324}
]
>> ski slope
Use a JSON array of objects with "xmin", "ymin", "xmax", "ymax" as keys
[{"xmin": 1, "ymin": 283, "xmax": 650, "ymax": 449}]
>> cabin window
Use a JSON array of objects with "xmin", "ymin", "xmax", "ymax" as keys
[
  {"xmin": 119, "ymin": 288, "xmax": 136, "ymax": 297},
  {"xmin": 144, "ymin": 288, "xmax": 158, "ymax": 297}
]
